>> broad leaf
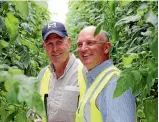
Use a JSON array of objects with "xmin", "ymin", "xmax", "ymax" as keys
[
  {"xmin": 137, "ymin": 109, "xmax": 145, "ymax": 118},
  {"xmin": 144, "ymin": 99, "xmax": 157, "ymax": 122},
  {"xmin": 122, "ymin": 53, "xmax": 138, "ymax": 66},
  {"xmin": 4, "ymin": 76, "xmax": 15, "ymax": 91},
  {"xmin": 113, "ymin": 69, "xmax": 133, "ymax": 98},
  {"xmin": 5, "ymin": 112, "xmax": 17, "ymax": 122},
  {"xmin": 120, "ymin": 1, "xmax": 133, "ymax": 7},
  {"xmin": 8, "ymin": 67, "xmax": 24, "ymax": 75},
  {"xmin": 115, "ymin": 14, "xmax": 141, "ymax": 26},
  {"xmin": 26, "ymin": 91, "xmax": 44, "ymax": 116},
  {"xmin": 0, "ymin": 16, "xmax": 5, "ymax": 30},
  {"xmin": 6, "ymin": 83, "xmax": 18, "ymax": 104},
  {"xmin": 0, "ymin": 40, "xmax": 9, "ymax": 48},
  {"xmin": 17, "ymin": 86, "xmax": 31, "ymax": 103},
  {"xmin": 0, "ymin": 104, "xmax": 8, "ymax": 122},
  {"xmin": 149, "ymin": 32, "xmax": 158, "ymax": 62},
  {"xmin": 0, "ymin": 71, "xmax": 9, "ymax": 83},
  {"xmin": 14, "ymin": 111, "xmax": 27, "ymax": 122},
  {"xmin": 94, "ymin": 21, "xmax": 103, "ymax": 36},
  {"xmin": 113, "ymin": 68, "xmax": 141, "ymax": 98},
  {"xmin": 20, "ymin": 38, "xmax": 38, "ymax": 52},
  {"xmin": 33, "ymin": 0, "xmax": 48, "ymax": 8},
  {"xmin": 5, "ymin": 12, "xmax": 19, "ymax": 41},
  {"xmin": 145, "ymin": 11, "xmax": 158, "ymax": 28},
  {"xmin": 127, "ymin": 45, "xmax": 140, "ymax": 53},
  {"xmin": 10, "ymin": 1, "xmax": 28, "ymax": 19}
]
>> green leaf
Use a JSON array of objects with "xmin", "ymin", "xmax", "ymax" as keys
[
  {"xmin": 17, "ymin": 86, "xmax": 30, "ymax": 103},
  {"xmin": 20, "ymin": 38, "xmax": 38, "ymax": 52},
  {"xmin": 33, "ymin": 0, "xmax": 48, "ymax": 8},
  {"xmin": 137, "ymin": 3, "xmax": 148, "ymax": 16},
  {"xmin": 137, "ymin": 109, "xmax": 145, "ymax": 118},
  {"xmin": 0, "ymin": 71, "xmax": 10, "ymax": 83},
  {"xmin": 141, "ymin": 30, "xmax": 152, "ymax": 36},
  {"xmin": 26, "ymin": 92, "xmax": 44, "ymax": 116},
  {"xmin": 14, "ymin": 111, "xmax": 27, "ymax": 122},
  {"xmin": 146, "ymin": 67, "xmax": 157, "ymax": 95},
  {"xmin": 139, "ymin": 67, "xmax": 148, "ymax": 77},
  {"xmin": 10, "ymin": 1, "xmax": 28, "ymax": 18},
  {"xmin": 144, "ymin": 99, "xmax": 157, "ymax": 122},
  {"xmin": 20, "ymin": 49, "xmax": 30, "ymax": 69},
  {"xmin": 8, "ymin": 67, "xmax": 24, "ymax": 75},
  {"xmin": 5, "ymin": 112, "xmax": 16, "ymax": 122},
  {"xmin": 120, "ymin": 0, "xmax": 133, "ymax": 7},
  {"xmin": 21, "ymin": 22, "xmax": 32, "ymax": 33},
  {"xmin": 94, "ymin": 21, "xmax": 103, "ymax": 36},
  {"xmin": 115, "ymin": 14, "xmax": 141, "ymax": 26},
  {"xmin": 0, "ymin": 16, "xmax": 5, "ymax": 29},
  {"xmin": 5, "ymin": 12, "xmax": 19, "ymax": 41},
  {"xmin": 6, "ymin": 84, "xmax": 18, "ymax": 104},
  {"xmin": 113, "ymin": 68, "xmax": 142, "ymax": 98},
  {"xmin": 149, "ymin": 33, "xmax": 158, "ymax": 62},
  {"xmin": 122, "ymin": 53, "xmax": 138, "ymax": 66},
  {"xmin": 113, "ymin": 69, "xmax": 133, "ymax": 98},
  {"xmin": 0, "ymin": 40, "xmax": 9, "ymax": 48},
  {"xmin": 126, "ymin": 45, "xmax": 140, "ymax": 53},
  {"xmin": 0, "ymin": 104, "xmax": 7, "ymax": 122},
  {"xmin": 131, "ymin": 70, "xmax": 141, "ymax": 81},
  {"xmin": 4, "ymin": 76, "xmax": 15, "ymax": 91},
  {"xmin": 145, "ymin": 11, "xmax": 158, "ymax": 28},
  {"xmin": 131, "ymin": 70, "xmax": 143, "ymax": 96}
]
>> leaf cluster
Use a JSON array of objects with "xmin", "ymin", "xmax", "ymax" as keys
[
  {"xmin": 0, "ymin": 1, "xmax": 50, "ymax": 121},
  {"xmin": 0, "ymin": 64, "xmax": 44, "ymax": 122}
]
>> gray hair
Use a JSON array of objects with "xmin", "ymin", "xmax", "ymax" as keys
[{"xmin": 100, "ymin": 31, "xmax": 110, "ymax": 42}]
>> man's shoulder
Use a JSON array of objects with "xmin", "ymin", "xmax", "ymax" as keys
[
  {"xmin": 71, "ymin": 54, "xmax": 83, "ymax": 69},
  {"xmin": 37, "ymin": 66, "xmax": 49, "ymax": 81},
  {"xmin": 75, "ymin": 58, "xmax": 83, "ymax": 66}
]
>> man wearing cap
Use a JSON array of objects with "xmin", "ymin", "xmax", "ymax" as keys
[{"xmin": 38, "ymin": 21, "xmax": 81, "ymax": 122}]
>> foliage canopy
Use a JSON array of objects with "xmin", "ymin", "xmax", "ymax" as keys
[{"xmin": 0, "ymin": 1, "xmax": 50, "ymax": 121}]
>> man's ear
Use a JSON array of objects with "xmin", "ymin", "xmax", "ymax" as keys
[
  {"xmin": 67, "ymin": 37, "xmax": 71, "ymax": 47},
  {"xmin": 42, "ymin": 41, "xmax": 45, "ymax": 48},
  {"xmin": 104, "ymin": 42, "xmax": 111, "ymax": 54}
]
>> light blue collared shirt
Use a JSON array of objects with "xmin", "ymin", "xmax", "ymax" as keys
[{"xmin": 86, "ymin": 60, "xmax": 136, "ymax": 122}]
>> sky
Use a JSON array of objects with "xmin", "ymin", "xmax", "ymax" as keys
[{"xmin": 47, "ymin": 0, "xmax": 69, "ymax": 24}]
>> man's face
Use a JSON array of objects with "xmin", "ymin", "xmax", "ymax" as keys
[
  {"xmin": 43, "ymin": 33, "xmax": 71, "ymax": 65},
  {"xmin": 77, "ymin": 31, "xmax": 109, "ymax": 71}
]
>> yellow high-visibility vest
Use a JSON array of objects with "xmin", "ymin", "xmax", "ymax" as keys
[
  {"xmin": 40, "ymin": 64, "xmax": 83, "ymax": 122},
  {"xmin": 39, "ymin": 68, "xmax": 51, "ymax": 122},
  {"xmin": 76, "ymin": 65, "xmax": 120, "ymax": 122}
]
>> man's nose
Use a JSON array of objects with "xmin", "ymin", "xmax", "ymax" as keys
[
  {"xmin": 81, "ymin": 43, "xmax": 88, "ymax": 51},
  {"xmin": 52, "ymin": 44, "xmax": 57, "ymax": 51}
]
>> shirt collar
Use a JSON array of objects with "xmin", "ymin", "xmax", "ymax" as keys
[
  {"xmin": 49, "ymin": 53, "xmax": 76, "ymax": 75},
  {"xmin": 87, "ymin": 59, "xmax": 113, "ymax": 88}
]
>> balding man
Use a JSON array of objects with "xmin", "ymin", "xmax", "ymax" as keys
[{"xmin": 75, "ymin": 26, "xmax": 136, "ymax": 122}]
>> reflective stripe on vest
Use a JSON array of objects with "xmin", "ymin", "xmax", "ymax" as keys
[
  {"xmin": 40, "ymin": 68, "xmax": 51, "ymax": 122},
  {"xmin": 76, "ymin": 66, "xmax": 120, "ymax": 122},
  {"xmin": 77, "ymin": 64, "xmax": 86, "ymax": 103}
]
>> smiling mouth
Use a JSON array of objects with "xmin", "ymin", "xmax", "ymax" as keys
[
  {"xmin": 83, "ymin": 54, "xmax": 92, "ymax": 58},
  {"xmin": 52, "ymin": 53, "xmax": 61, "ymax": 57}
]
